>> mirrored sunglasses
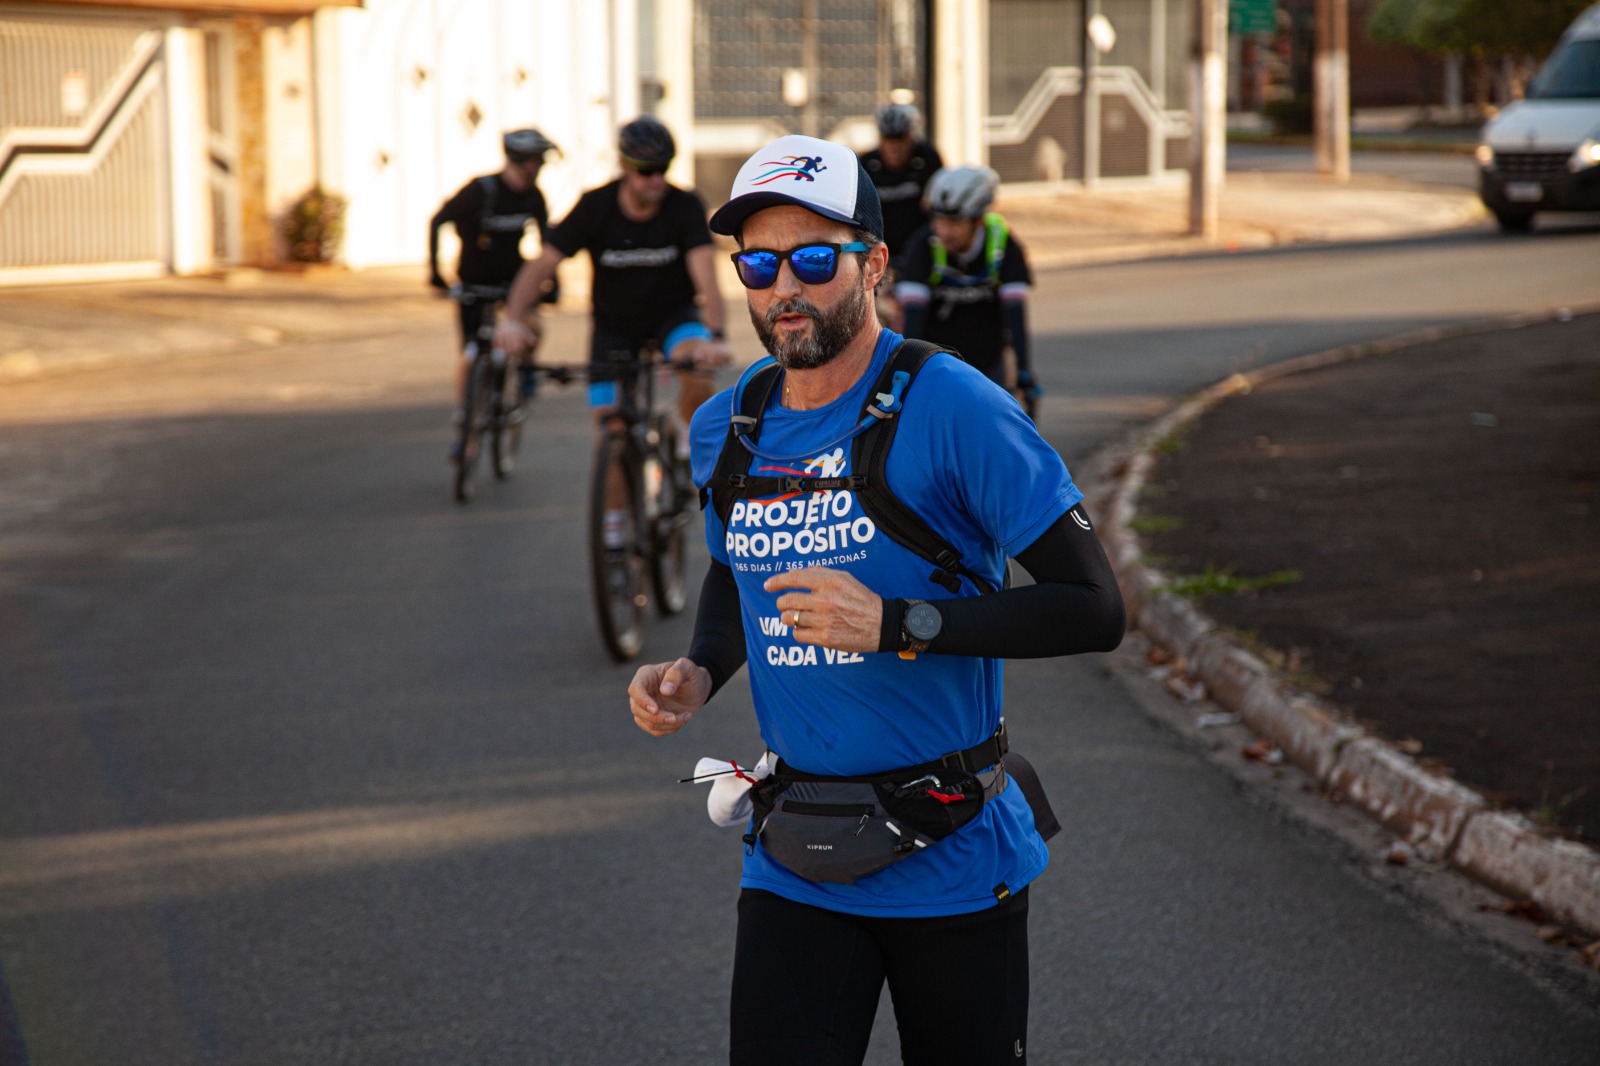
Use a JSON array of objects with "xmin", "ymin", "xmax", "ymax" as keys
[{"xmin": 731, "ymin": 242, "xmax": 869, "ymax": 290}]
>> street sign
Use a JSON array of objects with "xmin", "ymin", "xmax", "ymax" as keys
[{"xmin": 1230, "ymin": 0, "xmax": 1277, "ymax": 35}]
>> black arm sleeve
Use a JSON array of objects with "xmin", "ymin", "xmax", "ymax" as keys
[
  {"xmin": 428, "ymin": 209, "xmax": 448, "ymax": 276},
  {"xmin": 876, "ymin": 504, "xmax": 1125, "ymax": 658},
  {"xmin": 429, "ymin": 181, "xmax": 477, "ymax": 276},
  {"xmin": 687, "ymin": 560, "xmax": 747, "ymax": 700}
]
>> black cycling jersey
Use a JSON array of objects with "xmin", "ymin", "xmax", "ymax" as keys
[
  {"xmin": 688, "ymin": 504, "xmax": 1124, "ymax": 694},
  {"xmin": 899, "ymin": 220, "xmax": 1033, "ymax": 376},
  {"xmin": 430, "ymin": 174, "xmax": 549, "ymax": 286},
  {"xmin": 859, "ymin": 141, "xmax": 944, "ymax": 262},
  {"xmin": 548, "ymin": 181, "xmax": 712, "ymax": 340}
]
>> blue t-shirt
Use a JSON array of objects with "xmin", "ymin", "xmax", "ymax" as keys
[{"xmin": 688, "ymin": 329, "xmax": 1082, "ymax": 918}]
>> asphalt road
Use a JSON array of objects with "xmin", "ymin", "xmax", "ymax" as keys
[{"xmin": 3, "ymin": 225, "xmax": 1600, "ymax": 1064}]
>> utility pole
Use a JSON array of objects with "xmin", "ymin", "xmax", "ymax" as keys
[
  {"xmin": 801, "ymin": 0, "xmax": 821, "ymax": 137},
  {"xmin": 1188, "ymin": 0, "xmax": 1227, "ymax": 239},
  {"xmin": 876, "ymin": 0, "xmax": 891, "ymax": 104},
  {"xmin": 1314, "ymin": 0, "xmax": 1350, "ymax": 181},
  {"xmin": 1084, "ymin": 0, "xmax": 1103, "ymax": 189}
]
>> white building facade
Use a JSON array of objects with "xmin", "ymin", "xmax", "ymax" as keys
[
  {"xmin": 1, "ymin": 0, "xmax": 1188, "ymax": 285},
  {"xmin": 688, "ymin": 0, "xmax": 1191, "ymax": 195},
  {"xmin": 0, "ymin": 0, "xmax": 645, "ymax": 284}
]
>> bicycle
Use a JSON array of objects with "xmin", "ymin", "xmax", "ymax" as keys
[
  {"xmin": 448, "ymin": 284, "xmax": 569, "ymax": 504},
  {"xmin": 588, "ymin": 343, "xmax": 699, "ymax": 662}
]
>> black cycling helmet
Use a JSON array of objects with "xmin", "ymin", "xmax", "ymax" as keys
[
  {"xmin": 618, "ymin": 116, "xmax": 676, "ymax": 168},
  {"xmin": 503, "ymin": 128, "xmax": 558, "ymax": 163},
  {"xmin": 875, "ymin": 102, "xmax": 920, "ymax": 138}
]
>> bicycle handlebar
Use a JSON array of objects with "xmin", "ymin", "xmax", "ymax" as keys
[
  {"xmin": 598, "ymin": 347, "xmax": 704, "ymax": 374},
  {"xmin": 446, "ymin": 283, "xmax": 511, "ymax": 304}
]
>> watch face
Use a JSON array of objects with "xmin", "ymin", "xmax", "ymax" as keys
[{"xmin": 906, "ymin": 602, "xmax": 942, "ymax": 642}]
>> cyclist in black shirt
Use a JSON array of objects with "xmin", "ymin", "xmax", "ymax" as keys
[
  {"xmin": 896, "ymin": 166, "xmax": 1041, "ymax": 414},
  {"xmin": 858, "ymin": 103, "xmax": 944, "ymax": 269},
  {"xmin": 430, "ymin": 128, "xmax": 559, "ymax": 448},
  {"xmin": 497, "ymin": 117, "xmax": 731, "ymax": 547}
]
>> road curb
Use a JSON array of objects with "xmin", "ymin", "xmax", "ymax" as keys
[{"xmin": 1080, "ymin": 303, "xmax": 1600, "ymax": 939}]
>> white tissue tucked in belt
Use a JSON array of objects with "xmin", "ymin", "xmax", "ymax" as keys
[{"xmin": 693, "ymin": 753, "xmax": 772, "ymax": 828}]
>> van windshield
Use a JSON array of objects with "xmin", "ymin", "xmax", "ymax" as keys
[{"xmin": 1528, "ymin": 39, "xmax": 1600, "ymax": 99}]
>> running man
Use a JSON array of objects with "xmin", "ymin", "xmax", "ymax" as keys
[{"xmin": 628, "ymin": 134, "xmax": 1125, "ymax": 1064}]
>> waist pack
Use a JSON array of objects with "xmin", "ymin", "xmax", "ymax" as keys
[{"xmin": 743, "ymin": 723, "xmax": 1059, "ymax": 885}]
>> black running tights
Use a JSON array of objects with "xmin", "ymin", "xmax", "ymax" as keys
[{"xmin": 729, "ymin": 887, "xmax": 1030, "ymax": 1065}]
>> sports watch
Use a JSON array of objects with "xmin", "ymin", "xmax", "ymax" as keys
[{"xmin": 899, "ymin": 599, "xmax": 942, "ymax": 656}]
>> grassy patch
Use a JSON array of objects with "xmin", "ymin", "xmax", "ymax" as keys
[
  {"xmin": 1530, "ymin": 767, "xmax": 1590, "ymax": 831},
  {"xmin": 1162, "ymin": 563, "xmax": 1303, "ymax": 600},
  {"xmin": 1129, "ymin": 514, "xmax": 1184, "ymax": 535},
  {"xmin": 1152, "ymin": 426, "xmax": 1189, "ymax": 456},
  {"xmin": 1224, "ymin": 627, "xmax": 1335, "ymax": 697}
]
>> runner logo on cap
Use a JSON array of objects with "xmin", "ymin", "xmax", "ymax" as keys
[{"xmin": 754, "ymin": 156, "xmax": 829, "ymax": 183}]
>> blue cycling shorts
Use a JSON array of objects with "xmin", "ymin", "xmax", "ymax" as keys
[{"xmin": 587, "ymin": 307, "xmax": 709, "ymax": 408}]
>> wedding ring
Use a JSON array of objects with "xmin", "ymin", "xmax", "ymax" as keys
[{"xmin": 791, "ymin": 610, "xmax": 802, "ymax": 627}]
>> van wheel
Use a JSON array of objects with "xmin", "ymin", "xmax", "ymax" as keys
[{"xmin": 1492, "ymin": 208, "xmax": 1535, "ymax": 232}]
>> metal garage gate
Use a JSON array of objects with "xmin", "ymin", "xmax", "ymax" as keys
[
  {"xmin": 988, "ymin": 0, "xmax": 1191, "ymax": 187},
  {"xmin": 0, "ymin": 9, "xmax": 170, "ymax": 282},
  {"xmin": 693, "ymin": 0, "xmax": 928, "ymax": 200}
]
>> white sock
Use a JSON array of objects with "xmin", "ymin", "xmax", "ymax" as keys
[{"xmin": 603, "ymin": 510, "xmax": 628, "ymax": 549}]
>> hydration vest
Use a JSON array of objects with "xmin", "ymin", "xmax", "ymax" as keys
[
  {"xmin": 928, "ymin": 212, "xmax": 1009, "ymax": 287},
  {"xmin": 701, "ymin": 339, "xmax": 1001, "ymax": 595}
]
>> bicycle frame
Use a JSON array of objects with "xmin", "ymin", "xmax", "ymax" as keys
[
  {"xmin": 588, "ymin": 342, "xmax": 697, "ymax": 661},
  {"xmin": 447, "ymin": 284, "xmax": 570, "ymax": 503}
]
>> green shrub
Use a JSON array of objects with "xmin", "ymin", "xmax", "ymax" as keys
[
  {"xmin": 282, "ymin": 186, "xmax": 348, "ymax": 264},
  {"xmin": 1263, "ymin": 96, "xmax": 1314, "ymax": 135}
]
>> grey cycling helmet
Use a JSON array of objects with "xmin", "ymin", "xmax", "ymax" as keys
[
  {"xmin": 618, "ymin": 116, "xmax": 676, "ymax": 167},
  {"xmin": 875, "ymin": 102, "xmax": 920, "ymax": 138},
  {"xmin": 503, "ymin": 128, "xmax": 558, "ymax": 163},
  {"xmin": 925, "ymin": 166, "xmax": 999, "ymax": 219}
]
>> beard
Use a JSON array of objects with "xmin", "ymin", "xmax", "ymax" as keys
[{"xmin": 750, "ymin": 274, "xmax": 872, "ymax": 371}]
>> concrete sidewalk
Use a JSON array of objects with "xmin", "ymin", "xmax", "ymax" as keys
[
  {"xmin": 0, "ymin": 169, "xmax": 1486, "ymax": 383},
  {"xmin": 1001, "ymin": 169, "xmax": 1485, "ymax": 270}
]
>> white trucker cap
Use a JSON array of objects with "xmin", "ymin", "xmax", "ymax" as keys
[{"xmin": 708, "ymin": 135, "xmax": 885, "ymax": 242}]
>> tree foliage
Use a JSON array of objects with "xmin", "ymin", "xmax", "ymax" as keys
[{"xmin": 1367, "ymin": 0, "xmax": 1593, "ymax": 58}]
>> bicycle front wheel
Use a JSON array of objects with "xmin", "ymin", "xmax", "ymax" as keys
[
  {"xmin": 454, "ymin": 354, "xmax": 493, "ymax": 504},
  {"xmin": 647, "ymin": 418, "xmax": 689, "ymax": 617},
  {"xmin": 491, "ymin": 366, "xmax": 523, "ymax": 480},
  {"xmin": 589, "ymin": 432, "xmax": 647, "ymax": 662}
]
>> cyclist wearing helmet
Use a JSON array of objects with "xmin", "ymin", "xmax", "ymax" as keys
[
  {"xmin": 896, "ymin": 166, "xmax": 1040, "ymax": 415},
  {"xmin": 430, "ymin": 128, "xmax": 559, "ymax": 441},
  {"xmin": 497, "ymin": 116, "xmax": 731, "ymax": 545},
  {"xmin": 859, "ymin": 102, "xmax": 944, "ymax": 266}
]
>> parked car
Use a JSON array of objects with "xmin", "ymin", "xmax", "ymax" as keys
[{"xmin": 1476, "ymin": 3, "xmax": 1600, "ymax": 231}]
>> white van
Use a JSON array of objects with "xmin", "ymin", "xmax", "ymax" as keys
[{"xmin": 1476, "ymin": 4, "xmax": 1600, "ymax": 230}]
